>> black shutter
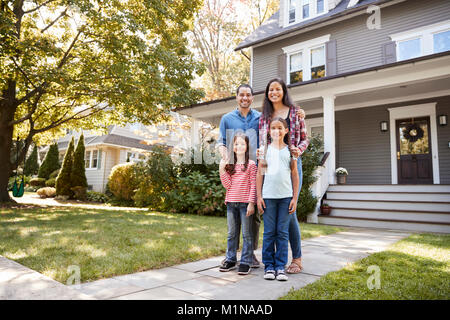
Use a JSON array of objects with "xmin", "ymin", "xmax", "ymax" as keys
[
  {"xmin": 382, "ymin": 41, "xmax": 397, "ymax": 64},
  {"xmin": 325, "ymin": 40, "xmax": 337, "ymax": 77},
  {"xmin": 277, "ymin": 53, "xmax": 287, "ymax": 82}
]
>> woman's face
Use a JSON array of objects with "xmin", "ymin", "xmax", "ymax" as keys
[
  {"xmin": 268, "ymin": 81, "xmax": 284, "ymax": 104},
  {"xmin": 233, "ymin": 137, "xmax": 247, "ymax": 156},
  {"xmin": 269, "ymin": 120, "xmax": 288, "ymax": 142}
]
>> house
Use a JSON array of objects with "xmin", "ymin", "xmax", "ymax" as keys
[
  {"xmin": 40, "ymin": 112, "xmax": 196, "ymax": 193},
  {"xmin": 178, "ymin": 0, "xmax": 450, "ymax": 232}
]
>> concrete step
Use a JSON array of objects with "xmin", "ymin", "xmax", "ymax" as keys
[
  {"xmin": 323, "ymin": 199, "xmax": 450, "ymax": 212},
  {"xmin": 326, "ymin": 191, "xmax": 450, "ymax": 202},
  {"xmin": 318, "ymin": 215, "xmax": 450, "ymax": 233},
  {"xmin": 328, "ymin": 208, "xmax": 450, "ymax": 223},
  {"xmin": 327, "ymin": 184, "xmax": 450, "ymax": 193}
]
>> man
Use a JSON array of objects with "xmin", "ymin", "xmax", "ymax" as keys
[{"xmin": 217, "ymin": 84, "xmax": 305, "ymax": 268}]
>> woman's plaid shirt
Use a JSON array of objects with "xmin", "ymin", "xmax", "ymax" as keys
[{"xmin": 258, "ymin": 105, "xmax": 309, "ymax": 155}]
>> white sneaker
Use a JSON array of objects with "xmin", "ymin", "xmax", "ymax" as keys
[
  {"xmin": 276, "ymin": 270, "xmax": 288, "ymax": 281},
  {"xmin": 264, "ymin": 270, "xmax": 276, "ymax": 280}
]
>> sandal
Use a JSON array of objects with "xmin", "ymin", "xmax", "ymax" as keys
[{"xmin": 286, "ymin": 258, "xmax": 303, "ymax": 274}]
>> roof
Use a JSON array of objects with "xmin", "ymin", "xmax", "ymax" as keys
[
  {"xmin": 57, "ymin": 134, "xmax": 166, "ymax": 152},
  {"xmin": 235, "ymin": 0, "xmax": 393, "ymax": 51}
]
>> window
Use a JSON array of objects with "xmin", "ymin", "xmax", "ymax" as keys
[
  {"xmin": 390, "ymin": 20, "xmax": 450, "ymax": 61},
  {"xmin": 283, "ymin": 34, "xmax": 330, "ymax": 84},
  {"xmin": 397, "ymin": 38, "xmax": 422, "ymax": 61},
  {"xmin": 85, "ymin": 151, "xmax": 91, "ymax": 168},
  {"xmin": 433, "ymin": 30, "xmax": 450, "ymax": 53},
  {"xmin": 289, "ymin": 52, "xmax": 303, "ymax": 84},
  {"xmin": 92, "ymin": 150, "xmax": 98, "ymax": 168},
  {"xmin": 285, "ymin": 0, "xmax": 328, "ymax": 26},
  {"xmin": 310, "ymin": 45, "xmax": 326, "ymax": 79},
  {"xmin": 85, "ymin": 149, "xmax": 99, "ymax": 169}
]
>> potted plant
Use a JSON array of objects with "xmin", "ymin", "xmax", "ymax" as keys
[
  {"xmin": 320, "ymin": 203, "xmax": 331, "ymax": 215},
  {"xmin": 336, "ymin": 167, "xmax": 348, "ymax": 184}
]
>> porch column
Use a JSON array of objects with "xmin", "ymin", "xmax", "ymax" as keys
[
  {"xmin": 323, "ymin": 94, "xmax": 336, "ymax": 184},
  {"xmin": 191, "ymin": 118, "xmax": 202, "ymax": 164}
]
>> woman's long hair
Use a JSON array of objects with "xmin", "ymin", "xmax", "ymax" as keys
[
  {"xmin": 261, "ymin": 117, "xmax": 296, "ymax": 172},
  {"xmin": 225, "ymin": 133, "xmax": 250, "ymax": 175},
  {"xmin": 262, "ymin": 78, "xmax": 295, "ymax": 119}
]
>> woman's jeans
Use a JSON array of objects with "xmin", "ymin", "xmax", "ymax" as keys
[
  {"xmin": 225, "ymin": 202, "xmax": 253, "ymax": 266},
  {"xmin": 289, "ymin": 157, "xmax": 303, "ymax": 259},
  {"xmin": 262, "ymin": 197, "xmax": 292, "ymax": 271}
]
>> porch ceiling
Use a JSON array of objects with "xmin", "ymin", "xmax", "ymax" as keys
[{"xmin": 177, "ymin": 52, "xmax": 450, "ymax": 126}]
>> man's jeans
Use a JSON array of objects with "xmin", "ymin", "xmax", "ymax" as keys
[
  {"xmin": 225, "ymin": 202, "xmax": 253, "ymax": 266},
  {"xmin": 262, "ymin": 197, "xmax": 292, "ymax": 271},
  {"xmin": 289, "ymin": 157, "xmax": 303, "ymax": 259}
]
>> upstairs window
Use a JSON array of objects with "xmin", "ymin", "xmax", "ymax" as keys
[
  {"xmin": 289, "ymin": 52, "xmax": 303, "ymax": 84},
  {"xmin": 285, "ymin": 0, "xmax": 328, "ymax": 26},
  {"xmin": 397, "ymin": 38, "xmax": 422, "ymax": 61},
  {"xmin": 433, "ymin": 29, "xmax": 450, "ymax": 53}
]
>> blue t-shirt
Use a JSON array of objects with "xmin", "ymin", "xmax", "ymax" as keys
[
  {"xmin": 262, "ymin": 145, "xmax": 293, "ymax": 199},
  {"xmin": 218, "ymin": 108, "xmax": 261, "ymax": 161}
]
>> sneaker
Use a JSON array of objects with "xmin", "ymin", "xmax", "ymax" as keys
[
  {"xmin": 238, "ymin": 264, "xmax": 251, "ymax": 275},
  {"xmin": 219, "ymin": 261, "xmax": 236, "ymax": 272},
  {"xmin": 264, "ymin": 270, "xmax": 276, "ymax": 280},
  {"xmin": 276, "ymin": 270, "xmax": 288, "ymax": 281},
  {"xmin": 251, "ymin": 254, "xmax": 261, "ymax": 268}
]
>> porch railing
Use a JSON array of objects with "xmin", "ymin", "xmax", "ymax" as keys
[{"xmin": 307, "ymin": 152, "xmax": 330, "ymax": 224}]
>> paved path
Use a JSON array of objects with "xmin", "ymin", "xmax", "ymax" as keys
[{"xmin": 70, "ymin": 227, "xmax": 411, "ymax": 300}]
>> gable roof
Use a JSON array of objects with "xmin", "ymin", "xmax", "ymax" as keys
[{"xmin": 235, "ymin": 0, "xmax": 393, "ymax": 51}]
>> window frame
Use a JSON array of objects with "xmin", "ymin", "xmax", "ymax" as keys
[
  {"xmin": 285, "ymin": 0, "xmax": 329, "ymax": 27},
  {"xmin": 85, "ymin": 148, "xmax": 99, "ymax": 170}
]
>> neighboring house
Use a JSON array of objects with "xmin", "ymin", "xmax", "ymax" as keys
[
  {"xmin": 178, "ymin": 0, "xmax": 450, "ymax": 232},
  {"xmin": 39, "ymin": 112, "xmax": 195, "ymax": 193}
]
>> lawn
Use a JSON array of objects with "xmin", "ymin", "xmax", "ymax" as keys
[
  {"xmin": 280, "ymin": 233, "xmax": 450, "ymax": 300},
  {"xmin": 0, "ymin": 205, "xmax": 343, "ymax": 284}
]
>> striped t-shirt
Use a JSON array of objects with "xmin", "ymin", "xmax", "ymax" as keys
[{"xmin": 220, "ymin": 160, "xmax": 257, "ymax": 204}]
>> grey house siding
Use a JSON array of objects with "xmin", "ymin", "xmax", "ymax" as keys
[
  {"xmin": 335, "ymin": 106, "xmax": 391, "ymax": 184},
  {"xmin": 437, "ymin": 97, "xmax": 450, "ymax": 184},
  {"xmin": 332, "ymin": 96, "xmax": 450, "ymax": 185},
  {"xmin": 252, "ymin": 0, "xmax": 450, "ymax": 92}
]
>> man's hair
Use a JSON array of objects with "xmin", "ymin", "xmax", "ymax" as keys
[{"xmin": 236, "ymin": 84, "xmax": 253, "ymax": 96}]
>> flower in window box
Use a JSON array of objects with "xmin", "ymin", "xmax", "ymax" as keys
[{"xmin": 335, "ymin": 167, "xmax": 348, "ymax": 175}]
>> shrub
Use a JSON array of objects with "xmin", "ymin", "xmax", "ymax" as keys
[
  {"xmin": 37, "ymin": 187, "xmax": 56, "ymax": 198},
  {"xmin": 107, "ymin": 162, "xmax": 140, "ymax": 201},
  {"xmin": 46, "ymin": 178, "xmax": 56, "ymax": 187},
  {"xmin": 49, "ymin": 169, "xmax": 60, "ymax": 179},
  {"xmin": 24, "ymin": 144, "xmax": 39, "ymax": 176},
  {"xmin": 296, "ymin": 134, "xmax": 323, "ymax": 222},
  {"xmin": 38, "ymin": 143, "xmax": 60, "ymax": 179},
  {"xmin": 71, "ymin": 186, "xmax": 87, "ymax": 201},
  {"xmin": 30, "ymin": 177, "xmax": 46, "ymax": 187},
  {"xmin": 56, "ymin": 137, "xmax": 75, "ymax": 197},
  {"xmin": 71, "ymin": 134, "xmax": 88, "ymax": 189},
  {"xmin": 86, "ymin": 191, "xmax": 109, "ymax": 203}
]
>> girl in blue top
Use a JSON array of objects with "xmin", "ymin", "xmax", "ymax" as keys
[{"xmin": 256, "ymin": 117, "xmax": 299, "ymax": 281}]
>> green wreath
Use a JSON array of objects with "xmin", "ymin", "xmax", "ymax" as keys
[{"xmin": 402, "ymin": 123, "xmax": 424, "ymax": 142}]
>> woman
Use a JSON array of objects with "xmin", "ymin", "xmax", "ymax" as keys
[{"xmin": 257, "ymin": 78, "xmax": 309, "ymax": 274}]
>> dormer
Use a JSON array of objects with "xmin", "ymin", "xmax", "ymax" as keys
[{"xmin": 279, "ymin": 0, "xmax": 348, "ymax": 27}]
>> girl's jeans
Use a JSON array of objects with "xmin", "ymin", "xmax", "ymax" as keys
[
  {"xmin": 262, "ymin": 197, "xmax": 292, "ymax": 271},
  {"xmin": 225, "ymin": 202, "xmax": 253, "ymax": 266},
  {"xmin": 289, "ymin": 157, "xmax": 303, "ymax": 259}
]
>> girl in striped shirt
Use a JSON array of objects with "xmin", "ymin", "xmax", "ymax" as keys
[{"xmin": 219, "ymin": 133, "xmax": 257, "ymax": 275}]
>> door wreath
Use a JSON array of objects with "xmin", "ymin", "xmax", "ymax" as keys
[{"xmin": 402, "ymin": 123, "xmax": 424, "ymax": 143}]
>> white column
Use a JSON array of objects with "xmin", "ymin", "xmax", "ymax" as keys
[
  {"xmin": 323, "ymin": 94, "xmax": 336, "ymax": 184},
  {"xmin": 191, "ymin": 118, "xmax": 202, "ymax": 164}
]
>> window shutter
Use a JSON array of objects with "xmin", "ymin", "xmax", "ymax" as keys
[
  {"xmin": 325, "ymin": 40, "xmax": 337, "ymax": 76},
  {"xmin": 97, "ymin": 150, "xmax": 102, "ymax": 170},
  {"xmin": 277, "ymin": 53, "xmax": 287, "ymax": 82},
  {"xmin": 383, "ymin": 41, "xmax": 397, "ymax": 64}
]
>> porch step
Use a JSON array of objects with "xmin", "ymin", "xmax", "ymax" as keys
[
  {"xmin": 319, "ymin": 184, "xmax": 450, "ymax": 233},
  {"xmin": 318, "ymin": 215, "xmax": 450, "ymax": 233}
]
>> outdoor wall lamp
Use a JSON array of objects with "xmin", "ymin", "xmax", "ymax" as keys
[
  {"xmin": 439, "ymin": 114, "xmax": 447, "ymax": 126},
  {"xmin": 380, "ymin": 121, "xmax": 388, "ymax": 132}
]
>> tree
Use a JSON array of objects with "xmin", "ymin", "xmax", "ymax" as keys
[
  {"xmin": 70, "ymin": 133, "xmax": 87, "ymax": 189},
  {"xmin": 0, "ymin": 0, "xmax": 204, "ymax": 202},
  {"xmin": 55, "ymin": 136, "xmax": 74, "ymax": 197},
  {"xmin": 24, "ymin": 144, "xmax": 39, "ymax": 176},
  {"xmin": 37, "ymin": 143, "xmax": 60, "ymax": 179}
]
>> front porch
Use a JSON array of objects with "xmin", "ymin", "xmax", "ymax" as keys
[{"xmin": 178, "ymin": 51, "xmax": 450, "ymax": 232}]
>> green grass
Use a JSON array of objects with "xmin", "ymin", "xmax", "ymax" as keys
[
  {"xmin": 281, "ymin": 233, "xmax": 450, "ymax": 300},
  {"xmin": 0, "ymin": 206, "xmax": 342, "ymax": 284}
]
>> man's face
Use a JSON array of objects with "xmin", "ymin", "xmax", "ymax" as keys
[{"xmin": 236, "ymin": 87, "xmax": 254, "ymax": 108}]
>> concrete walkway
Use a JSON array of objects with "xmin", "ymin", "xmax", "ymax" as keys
[{"xmin": 70, "ymin": 227, "xmax": 411, "ymax": 300}]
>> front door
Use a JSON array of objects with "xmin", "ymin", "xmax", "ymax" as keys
[{"xmin": 396, "ymin": 117, "xmax": 433, "ymax": 184}]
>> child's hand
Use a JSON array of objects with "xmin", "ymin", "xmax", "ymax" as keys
[
  {"xmin": 289, "ymin": 198, "xmax": 297, "ymax": 214},
  {"xmin": 246, "ymin": 203, "xmax": 255, "ymax": 217},
  {"xmin": 296, "ymin": 107, "xmax": 306, "ymax": 119},
  {"xmin": 257, "ymin": 197, "xmax": 266, "ymax": 214}
]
